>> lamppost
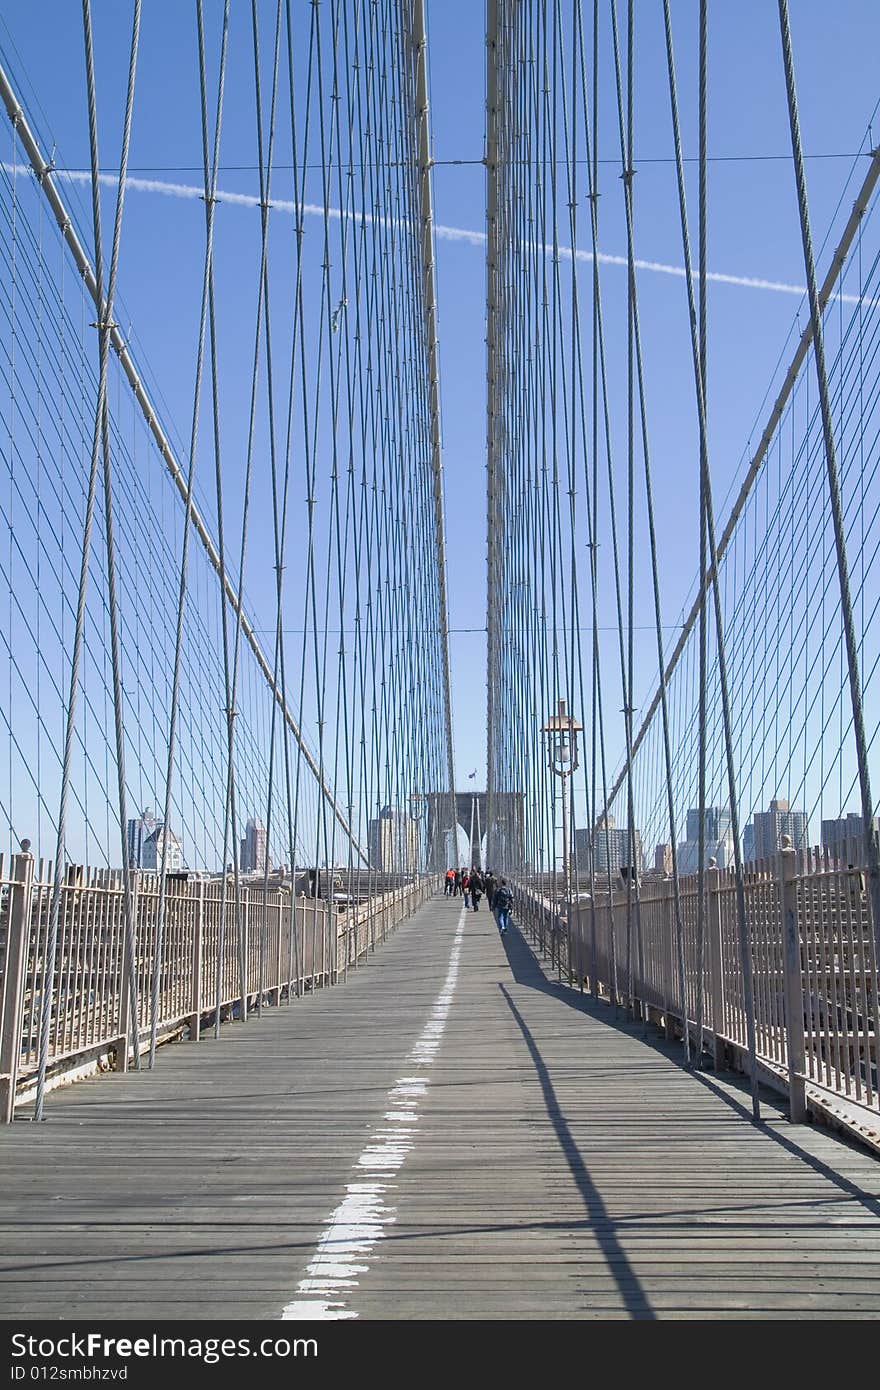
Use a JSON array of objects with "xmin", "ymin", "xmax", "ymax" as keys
[{"xmin": 541, "ymin": 698, "xmax": 582, "ymax": 902}]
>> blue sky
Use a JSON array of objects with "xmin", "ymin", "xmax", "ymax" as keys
[{"xmin": 2, "ymin": 0, "xmax": 880, "ymax": 838}]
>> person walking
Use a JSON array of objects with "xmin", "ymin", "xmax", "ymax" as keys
[
  {"xmin": 484, "ymin": 870, "xmax": 497, "ymax": 910},
  {"xmin": 494, "ymin": 877, "xmax": 513, "ymax": 935},
  {"xmin": 462, "ymin": 870, "xmax": 471, "ymax": 909},
  {"xmin": 453, "ymin": 868, "xmax": 462, "ymax": 897},
  {"xmin": 470, "ymin": 867, "xmax": 483, "ymax": 913}
]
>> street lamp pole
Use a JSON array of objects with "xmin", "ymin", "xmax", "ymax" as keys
[{"xmin": 541, "ymin": 698, "xmax": 582, "ymax": 901}]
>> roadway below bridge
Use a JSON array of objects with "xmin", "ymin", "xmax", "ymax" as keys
[{"xmin": 1, "ymin": 893, "xmax": 879, "ymax": 1320}]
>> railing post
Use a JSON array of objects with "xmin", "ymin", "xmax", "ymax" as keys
[
  {"xmin": 779, "ymin": 837, "xmax": 807, "ymax": 1122},
  {"xmin": 661, "ymin": 872, "xmax": 676, "ymax": 1041},
  {"xmin": 707, "ymin": 861, "xmax": 726, "ymax": 1070},
  {"xmin": 273, "ymin": 895, "xmax": 283, "ymax": 1005},
  {"xmin": 655, "ymin": 875, "xmax": 673, "ymax": 1038},
  {"xmin": 241, "ymin": 890, "xmax": 250, "ymax": 1018},
  {"xmin": 188, "ymin": 878, "xmax": 204, "ymax": 1042},
  {"xmin": 0, "ymin": 845, "xmax": 35, "ymax": 1123},
  {"xmin": 331, "ymin": 903, "xmax": 339, "ymax": 985},
  {"xmin": 115, "ymin": 869, "xmax": 138, "ymax": 1072},
  {"xmin": 311, "ymin": 896, "xmax": 318, "ymax": 987}
]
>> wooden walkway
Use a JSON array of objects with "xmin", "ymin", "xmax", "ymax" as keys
[{"xmin": 1, "ymin": 893, "xmax": 879, "ymax": 1320}]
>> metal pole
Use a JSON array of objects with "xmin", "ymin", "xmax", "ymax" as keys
[
  {"xmin": 778, "ymin": 837, "xmax": 807, "ymax": 1122},
  {"xmin": 561, "ymin": 771, "xmax": 570, "ymax": 901},
  {"xmin": 0, "ymin": 847, "xmax": 34, "ymax": 1123}
]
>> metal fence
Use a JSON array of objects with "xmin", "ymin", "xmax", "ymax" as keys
[
  {"xmin": 514, "ymin": 845, "xmax": 880, "ymax": 1135},
  {"xmin": 0, "ymin": 850, "xmax": 437, "ymax": 1119}
]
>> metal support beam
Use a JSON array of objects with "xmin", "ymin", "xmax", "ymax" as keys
[{"xmin": 485, "ymin": 0, "xmax": 501, "ymax": 865}]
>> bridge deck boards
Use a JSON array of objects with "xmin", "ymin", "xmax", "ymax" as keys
[{"xmin": 1, "ymin": 893, "xmax": 878, "ymax": 1320}]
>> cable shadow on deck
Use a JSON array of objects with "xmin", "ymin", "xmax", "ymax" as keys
[
  {"xmin": 497, "ymin": 981, "xmax": 656, "ymax": 1321},
  {"xmin": 502, "ymin": 923, "xmax": 880, "ymax": 1221}
]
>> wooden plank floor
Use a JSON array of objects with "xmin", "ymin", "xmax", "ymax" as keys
[{"xmin": 1, "ymin": 892, "xmax": 878, "ymax": 1320}]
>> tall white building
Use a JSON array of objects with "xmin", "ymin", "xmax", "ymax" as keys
[
  {"xmin": 142, "ymin": 825, "xmax": 183, "ymax": 873},
  {"xmin": 368, "ymin": 806, "xmax": 419, "ymax": 873},
  {"xmin": 240, "ymin": 817, "xmax": 268, "ymax": 874}
]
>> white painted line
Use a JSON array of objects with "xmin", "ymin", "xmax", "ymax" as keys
[{"xmin": 281, "ymin": 906, "xmax": 466, "ymax": 1321}]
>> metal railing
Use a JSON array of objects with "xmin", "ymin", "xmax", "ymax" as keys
[
  {"xmin": 513, "ymin": 843, "xmax": 880, "ymax": 1137},
  {"xmin": 0, "ymin": 848, "xmax": 438, "ymax": 1118}
]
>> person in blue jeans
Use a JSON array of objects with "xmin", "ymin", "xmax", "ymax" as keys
[{"xmin": 494, "ymin": 878, "xmax": 513, "ymax": 935}]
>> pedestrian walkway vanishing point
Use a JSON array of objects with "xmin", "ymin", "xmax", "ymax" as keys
[{"xmin": 1, "ymin": 893, "xmax": 878, "ymax": 1321}]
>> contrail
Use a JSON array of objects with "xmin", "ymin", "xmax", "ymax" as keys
[{"xmin": 2, "ymin": 163, "xmax": 870, "ymax": 305}]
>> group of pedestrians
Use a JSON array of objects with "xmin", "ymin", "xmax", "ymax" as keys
[{"xmin": 443, "ymin": 865, "xmax": 513, "ymax": 936}]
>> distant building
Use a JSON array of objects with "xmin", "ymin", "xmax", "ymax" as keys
[
  {"xmin": 685, "ymin": 806, "xmax": 732, "ymax": 846},
  {"xmin": 677, "ymin": 838, "xmax": 732, "ymax": 874},
  {"xmin": 126, "ymin": 808, "xmax": 156, "ymax": 869},
  {"xmin": 743, "ymin": 822, "xmax": 755, "ymax": 864},
  {"xmin": 142, "ymin": 824, "xmax": 183, "ymax": 873},
  {"xmin": 746, "ymin": 798, "xmax": 808, "ymax": 861},
  {"xmin": 575, "ymin": 815, "xmax": 642, "ymax": 877},
  {"xmin": 654, "ymin": 842, "xmax": 672, "ymax": 875},
  {"xmin": 677, "ymin": 805, "xmax": 733, "ymax": 874},
  {"xmin": 240, "ymin": 817, "xmax": 268, "ymax": 874},
  {"xmin": 573, "ymin": 827, "xmax": 591, "ymax": 874},
  {"xmin": 368, "ymin": 805, "xmax": 419, "ymax": 874},
  {"xmin": 821, "ymin": 812, "xmax": 880, "ymax": 861}
]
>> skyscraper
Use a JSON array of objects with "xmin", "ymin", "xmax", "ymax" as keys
[
  {"xmin": 142, "ymin": 824, "xmax": 183, "ymax": 873},
  {"xmin": 748, "ymin": 798, "xmax": 808, "ymax": 859},
  {"xmin": 743, "ymin": 822, "xmax": 755, "ymax": 864},
  {"xmin": 821, "ymin": 812, "xmax": 880, "ymax": 861},
  {"xmin": 240, "ymin": 817, "xmax": 268, "ymax": 874},
  {"xmin": 654, "ymin": 842, "xmax": 673, "ymax": 875},
  {"xmin": 575, "ymin": 815, "xmax": 642, "ymax": 877},
  {"xmin": 677, "ymin": 805, "xmax": 734, "ymax": 873},
  {"xmin": 368, "ymin": 805, "xmax": 419, "ymax": 873},
  {"xmin": 126, "ymin": 808, "xmax": 156, "ymax": 869},
  {"xmin": 685, "ymin": 806, "xmax": 732, "ymax": 845}
]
